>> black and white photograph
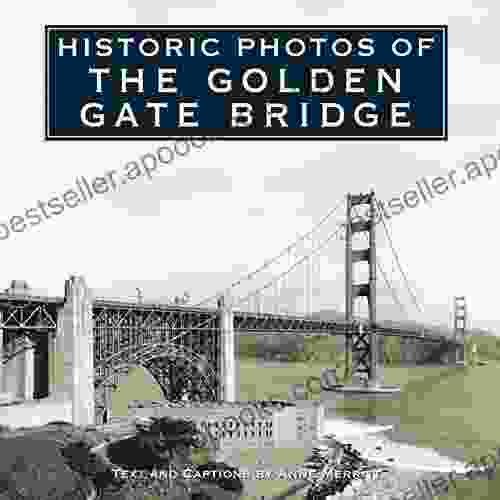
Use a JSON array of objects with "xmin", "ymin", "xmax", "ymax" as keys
[{"xmin": 0, "ymin": 2, "xmax": 499, "ymax": 500}]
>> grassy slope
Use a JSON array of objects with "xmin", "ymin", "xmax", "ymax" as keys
[{"xmin": 239, "ymin": 360, "xmax": 500, "ymax": 499}]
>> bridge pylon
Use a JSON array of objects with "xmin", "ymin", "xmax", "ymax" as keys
[
  {"xmin": 218, "ymin": 291, "xmax": 237, "ymax": 402},
  {"xmin": 345, "ymin": 191, "xmax": 380, "ymax": 386},
  {"xmin": 320, "ymin": 191, "xmax": 400, "ymax": 402},
  {"xmin": 453, "ymin": 296, "xmax": 466, "ymax": 365}
]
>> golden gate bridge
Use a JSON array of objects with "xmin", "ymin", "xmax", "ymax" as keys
[{"xmin": 0, "ymin": 191, "xmax": 467, "ymax": 425}]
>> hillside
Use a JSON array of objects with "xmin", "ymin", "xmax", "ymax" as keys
[{"xmin": 313, "ymin": 309, "xmax": 495, "ymax": 339}]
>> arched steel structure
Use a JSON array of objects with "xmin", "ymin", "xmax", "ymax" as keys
[
  {"xmin": 94, "ymin": 342, "xmax": 220, "ymax": 422},
  {"xmin": 94, "ymin": 342, "xmax": 219, "ymax": 397},
  {"xmin": 92, "ymin": 301, "xmax": 221, "ymax": 418}
]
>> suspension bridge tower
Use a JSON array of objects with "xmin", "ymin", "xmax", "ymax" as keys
[
  {"xmin": 339, "ymin": 191, "xmax": 399, "ymax": 398},
  {"xmin": 453, "ymin": 296, "xmax": 466, "ymax": 365},
  {"xmin": 345, "ymin": 191, "xmax": 379, "ymax": 385}
]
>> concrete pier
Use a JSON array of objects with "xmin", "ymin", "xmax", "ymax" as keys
[
  {"xmin": 218, "ymin": 293, "xmax": 236, "ymax": 402},
  {"xmin": 56, "ymin": 275, "xmax": 95, "ymax": 427},
  {"xmin": 18, "ymin": 337, "xmax": 35, "ymax": 400},
  {"xmin": 2, "ymin": 336, "xmax": 35, "ymax": 400}
]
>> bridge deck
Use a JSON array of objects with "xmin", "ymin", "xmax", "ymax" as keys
[{"xmin": 0, "ymin": 294, "xmax": 457, "ymax": 342}]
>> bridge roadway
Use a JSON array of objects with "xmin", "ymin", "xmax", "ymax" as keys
[{"xmin": 0, "ymin": 293, "xmax": 457, "ymax": 344}]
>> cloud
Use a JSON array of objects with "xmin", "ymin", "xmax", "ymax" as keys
[
  {"xmin": 448, "ymin": 13, "xmax": 500, "ymax": 64},
  {"xmin": 294, "ymin": 0, "xmax": 345, "ymax": 16},
  {"xmin": 264, "ymin": 144, "xmax": 437, "ymax": 216},
  {"xmin": 449, "ymin": 105, "xmax": 500, "ymax": 137},
  {"xmin": 127, "ymin": 0, "xmax": 217, "ymax": 24},
  {"xmin": 247, "ymin": 207, "xmax": 266, "ymax": 217},
  {"xmin": 106, "ymin": 167, "xmax": 232, "ymax": 216}
]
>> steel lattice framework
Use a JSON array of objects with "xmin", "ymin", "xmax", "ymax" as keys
[
  {"xmin": 0, "ymin": 293, "xmax": 459, "ymax": 415},
  {"xmin": 349, "ymin": 322, "xmax": 373, "ymax": 376},
  {"xmin": 0, "ymin": 295, "xmax": 60, "ymax": 365},
  {"xmin": 0, "ymin": 295, "xmax": 454, "ymax": 364},
  {"xmin": 92, "ymin": 300, "xmax": 221, "ymax": 411},
  {"xmin": 233, "ymin": 311, "xmax": 338, "ymax": 333}
]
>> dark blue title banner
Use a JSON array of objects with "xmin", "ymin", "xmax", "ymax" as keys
[{"xmin": 45, "ymin": 26, "xmax": 448, "ymax": 140}]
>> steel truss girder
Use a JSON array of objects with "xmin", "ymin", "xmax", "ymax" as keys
[
  {"xmin": 93, "ymin": 304, "xmax": 221, "ymax": 405},
  {"xmin": 95, "ymin": 355, "xmax": 218, "ymax": 399},
  {"xmin": 92, "ymin": 304, "xmax": 219, "ymax": 361},
  {"xmin": 94, "ymin": 342, "xmax": 218, "ymax": 384},
  {"xmin": 0, "ymin": 296, "xmax": 455, "ymax": 364},
  {"xmin": 0, "ymin": 295, "xmax": 455, "ymax": 340},
  {"xmin": 233, "ymin": 312, "xmax": 337, "ymax": 333},
  {"xmin": 0, "ymin": 299, "xmax": 58, "ymax": 332},
  {"xmin": 232, "ymin": 312, "xmax": 450, "ymax": 341},
  {"xmin": 0, "ymin": 297, "xmax": 58, "ymax": 365}
]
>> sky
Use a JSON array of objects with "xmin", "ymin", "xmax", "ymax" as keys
[{"xmin": 0, "ymin": 1, "xmax": 499, "ymax": 334}]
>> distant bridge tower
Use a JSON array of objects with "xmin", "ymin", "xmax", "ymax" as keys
[
  {"xmin": 304, "ymin": 238, "xmax": 313, "ymax": 316},
  {"xmin": 453, "ymin": 296, "xmax": 466, "ymax": 364},
  {"xmin": 345, "ymin": 191, "xmax": 380, "ymax": 386}
]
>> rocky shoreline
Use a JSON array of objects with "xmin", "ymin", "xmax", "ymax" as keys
[{"xmin": 0, "ymin": 412, "xmax": 486, "ymax": 500}]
